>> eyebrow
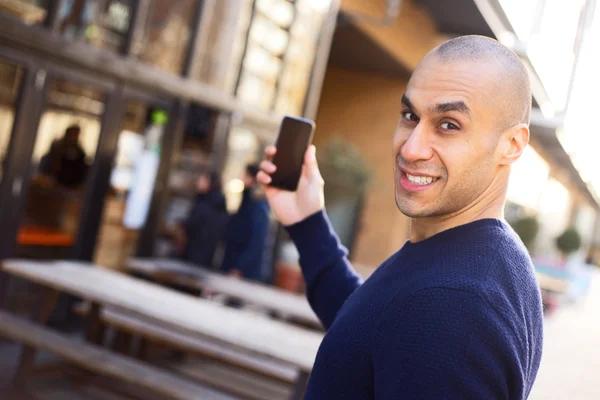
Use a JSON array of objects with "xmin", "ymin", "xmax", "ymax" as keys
[{"xmin": 401, "ymin": 94, "xmax": 471, "ymax": 120}]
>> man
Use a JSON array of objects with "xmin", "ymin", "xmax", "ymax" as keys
[
  {"xmin": 175, "ymin": 170, "xmax": 228, "ymax": 268},
  {"xmin": 258, "ymin": 35, "xmax": 543, "ymax": 398},
  {"xmin": 221, "ymin": 164, "xmax": 271, "ymax": 282},
  {"xmin": 39, "ymin": 124, "xmax": 88, "ymax": 188}
]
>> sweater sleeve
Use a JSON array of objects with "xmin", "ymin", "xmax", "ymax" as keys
[
  {"xmin": 285, "ymin": 210, "xmax": 363, "ymax": 329},
  {"xmin": 373, "ymin": 288, "xmax": 521, "ymax": 399}
]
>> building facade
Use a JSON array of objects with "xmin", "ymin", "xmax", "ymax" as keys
[
  {"xmin": 0, "ymin": 0, "xmax": 597, "ymax": 293},
  {"xmin": 313, "ymin": 0, "xmax": 599, "ymax": 270},
  {"xmin": 0, "ymin": 0, "xmax": 339, "ymax": 282}
]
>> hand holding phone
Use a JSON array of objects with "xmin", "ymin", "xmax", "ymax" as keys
[
  {"xmin": 269, "ymin": 116, "xmax": 315, "ymax": 192},
  {"xmin": 257, "ymin": 116, "xmax": 324, "ymax": 226}
]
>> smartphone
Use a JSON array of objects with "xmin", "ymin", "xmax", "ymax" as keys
[{"xmin": 269, "ymin": 115, "xmax": 316, "ymax": 191}]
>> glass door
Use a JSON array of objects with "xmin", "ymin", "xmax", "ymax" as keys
[
  {"xmin": 94, "ymin": 92, "xmax": 171, "ymax": 270},
  {"xmin": 0, "ymin": 58, "xmax": 25, "ymax": 187},
  {"xmin": 14, "ymin": 73, "xmax": 110, "ymax": 260},
  {"xmin": 0, "ymin": 53, "xmax": 42, "ymax": 261}
]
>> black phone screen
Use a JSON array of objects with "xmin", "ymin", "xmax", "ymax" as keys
[{"xmin": 269, "ymin": 116, "xmax": 315, "ymax": 191}]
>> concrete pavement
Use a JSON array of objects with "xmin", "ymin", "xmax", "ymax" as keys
[{"xmin": 530, "ymin": 268, "xmax": 600, "ymax": 399}]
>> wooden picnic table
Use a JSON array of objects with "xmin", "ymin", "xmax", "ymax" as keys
[
  {"xmin": 127, "ymin": 258, "xmax": 322, "ymax": 328},
  {"xmin": 2, "ymin": 259, "xmax": 324, "ymax": 399}
]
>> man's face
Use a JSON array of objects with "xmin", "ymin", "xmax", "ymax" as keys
[
  {"xmin": 196, "ymin": 174, "xmax": 210, "ymax": 193},
  {"xmin": 393, "ymin": 57, "xmax": 505, "ymax": 218},
  {"xmin": 65, "ymin": 129, "xmax": 80, "ymax": 146}
]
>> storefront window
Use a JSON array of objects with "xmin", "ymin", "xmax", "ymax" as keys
[
  {"xmin": 133, "ymin": 0, "xmax": 198, "ymax": 75},
  {"xmin": 222, "ymin": 125, "xmax": 261, "ymax": 212},
  {"xmin": 191, "ymin": 0, "xmax": 253, "ymax": 93},
  {"xmin": 0, "ymin": 0, "xmax": 48, "ymax": 25},
  {"xmin": 94, "ymin": 102, "xmax": 169, "ymax": 270},
  {"xmin": 18, "ymin": 78, "xmax": 105, "ymax": 260},
  {"xmin": 153, "ymin": 104, "xmax": 214, "ymax": 260},
  {"xmin": 57, "ymin": 0, "xmax": 134, "ymax": 53},
  {"xmin": 192, "ymin": 0, "xmax": 328, "ymax": 114},
  {"xmin": 274, "ymin": 0, "xmax": 327, "ymax": 115},
  {"xmin": 236, "ymin": 0, "xmax": 291, "ymax": 111}
]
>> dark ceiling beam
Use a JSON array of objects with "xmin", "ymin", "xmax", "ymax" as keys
[
  {"xmin": 0, "ymin": 14, "xmax": 281, "ymax": 131},
  {"xmin": 328, "ymin": 13, "xmax": 411, "ymax": 78}
]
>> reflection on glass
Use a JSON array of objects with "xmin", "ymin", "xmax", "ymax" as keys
[
  {"xmin": 17, "ymin": 79, "xmax": 105, "ymax": 259},
  {"xmin": 133, "ymin": 0, "xmax": 197, "ymax": 75},
  {"xmin": 249, "ymin": 15, "xmax": 289, "ymax": 55},
  {"xmin": 274, "ymin": 0, "xmax": 327, "ymax": 115},
  {"xmin": 222, "ymin": 125, "xmax": 260, "ymax": 212},
  {"xmin": 0, "ymin": 59, "xmax": 24, "ymax": 185},
  {"xmin": 94, "ymin": 102, "xmax": 168, "ymax": 269},
  {"xmin": 155, "ymin": 104, "xmax": 213, "ymax": 259},
  {"xmin": 232, "ymin": 0, "xmax": 328, "ymax": 113},
  {"xmin": 237, "ymin": 71, "xmax": 277, "ymax": 111},
  {"xmin": 256, "ymin": 0, "xmax": 294, "ymax": 28},
  {"xmin": 57, "ymin": 0, "xmax": 133, "ymax": 53},
  {"xmin": 0, "ymin": 0, "xmax": 48, "ymax": 25}
]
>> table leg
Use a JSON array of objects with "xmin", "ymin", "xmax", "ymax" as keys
[
  {"xmin": 14, "ymin": 286, "xmax": 58, "ymax": 387},
  {"xmin": 111, "ymin": 330, "xmax": 134, "ymax": 355},
  {"xmin": 290, "ymin": 371, "xmax": 310, "ymax": 400},
  {"xmin": 136, "ymin": 337, "xmax": 150, "ymax": 361},
  {"xmin": 0, "ymin": 272, "xmax": 11, "ymax": 310},
  {"xmin": 84, "ymin": 302, "xmax": 105, "ymax": 345}
]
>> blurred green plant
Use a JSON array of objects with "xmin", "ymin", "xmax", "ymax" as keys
[
  {"xmin": 556, "ymin": 227, "xmax": 582, "ymax": 258},
  {"xmin": 510, "ymin": 216, "xmax": 539, "ymax": 251},
  {"xmin": 317, "ymin": 136, "xmax": 373, "ymax": 197}
]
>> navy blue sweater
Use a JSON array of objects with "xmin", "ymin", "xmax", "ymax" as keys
[{"xmin": 286, "ymin": 210, "xmax": 543, "ymax": 399}]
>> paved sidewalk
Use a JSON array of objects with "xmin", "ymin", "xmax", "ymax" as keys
[{"xmin": 530, "ymin": 268, "xmax": 600, "ymax": 399}]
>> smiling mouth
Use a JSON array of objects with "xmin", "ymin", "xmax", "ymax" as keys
[{"xmin": 403, "ymin": 171, "xmax": 439, "ymax": 186}]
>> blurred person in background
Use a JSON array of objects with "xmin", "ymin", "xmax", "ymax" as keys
[
  {"xmin": 174, "ymin": 170, "xmax": 228, "ymax": 268},
  {"xmin": 39, "ymin": 124, "xmax": 88, "ymax": 188},
  {"xmin": 258, "ymin": 35, "xmax": 543, "ymax": 399},
  {"xmin": 221, "ymin": 164, "xmax": 271, "ymax": 282}
]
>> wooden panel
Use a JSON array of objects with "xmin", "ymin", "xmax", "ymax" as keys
[
  {"xmin": 0, "ymin": 310, "xmax": 232, "ymax": 400},
  {"xmin": 2, "ymin": 259, "xmax": 323, "ymax": 371},
  {"xmin": 127, "ymin": 257, "xmax": 320, "ymax": 327}
]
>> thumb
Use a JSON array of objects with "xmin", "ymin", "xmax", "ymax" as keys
[{"xmin": 304, "ymin": 145, "xmax": 323, "ymax": 180}]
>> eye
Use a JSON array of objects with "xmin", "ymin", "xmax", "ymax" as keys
[
  {"xmin": 402, "ymin": 111, "xmax": 419, "ymax": 123},
  {"xmin": 440, "ymin": 121, "xmax": 459, "ymax": 130}
]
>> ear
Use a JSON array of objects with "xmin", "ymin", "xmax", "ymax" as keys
[{"xmin": 499, "ymin": 123, "xmax": 529, "ymax": 166}]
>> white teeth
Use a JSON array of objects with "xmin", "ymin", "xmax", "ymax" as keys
[{"xmin": 406, "ymin": 173, "xmax": 433, "ymax": 185}]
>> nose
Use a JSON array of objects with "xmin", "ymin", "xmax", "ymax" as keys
[{"xmin": 400, "ymin": 124, "xmax": 434, "ymax": 163}]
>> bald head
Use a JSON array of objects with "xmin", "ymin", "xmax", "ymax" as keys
[{"xmin": 426, "ymin": 35, "xmax": 532, "ymax": 129}]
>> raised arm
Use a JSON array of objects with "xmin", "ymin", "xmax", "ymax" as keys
[
  {"xmin": 257, "ymin": 145, "xmax": 362, "ymax": 328},
  {"xmin": 286, "ymin": 210, "xmax": 362, "ymax": 328}
]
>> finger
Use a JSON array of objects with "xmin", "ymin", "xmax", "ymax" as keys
[
  {"xmin": 303, "ymin": 145, "xmax": 322, "ymax": 180},
  {"xmin": 304, "ymin": 145, "xmax": 316, "ymax": 164},
  {"xmin": 256, "ymin": 170, "xmax": 272, "ymax": 185},
  {"xmin": 264, "ymin": 145, "xmax": 276, "ymax": 159},
  {"xmin": 259, "ymin": 159, "xmax": 276, "ymax": 174}
]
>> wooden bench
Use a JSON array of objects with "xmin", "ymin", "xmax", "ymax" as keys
[
  {"xmin": 166, "ymin": 359, "xmax": 292, "ymax": 400},
  {"xmin": 73, "ymin": 302, "xmax": 299, "ymax": 384},
  {"xmin": 0, "ymin": 310, "xmax": 234, "ymax": 400}
]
